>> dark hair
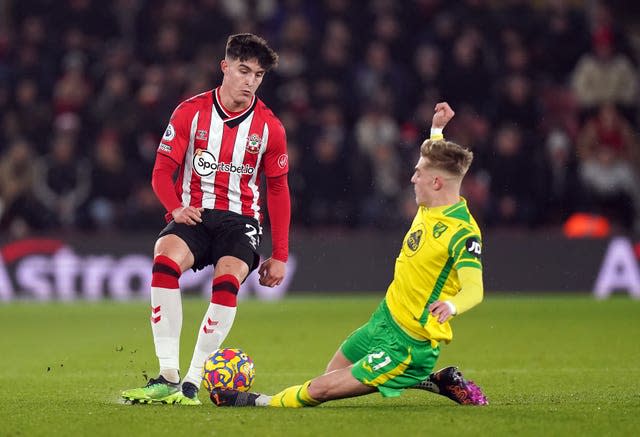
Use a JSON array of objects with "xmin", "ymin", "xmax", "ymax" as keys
[
  {"xmin": 420, "ymin": 139, "xmax": 474, "ymax": 177},
  {"xmin": 225, "ymin": 33, "xmax": 279, "ymax": 71}
]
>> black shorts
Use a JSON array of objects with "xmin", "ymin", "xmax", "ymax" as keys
[{"xmin": 159, "ymin": 209, "xmax": 262, "ymax": 273}]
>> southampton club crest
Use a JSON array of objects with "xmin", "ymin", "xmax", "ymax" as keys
[{"xmin": 245, "ymin": 133, "xmax": 262, "ymax": 154}]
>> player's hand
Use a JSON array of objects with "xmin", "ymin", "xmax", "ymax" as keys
[
  {"xmin": 432, "ymin": 102, "xmax": 455, "ymax": 130},
  {"xmin": 258, "ymin": 258, "xmax": 286, "ymax": 287},
  {"xmin": 172, "ymin": 206, "xmax": 204, "ymax": 226},
  {"xmin": 429, "ymin": 300, "xmax": 454, "ymax": 324}
]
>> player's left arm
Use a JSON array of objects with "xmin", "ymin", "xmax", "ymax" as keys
[
  {"xmin": 430, "ymin": 234, "xmax": 484, "ymax": 323},
  {"xmin": 450, "ymin": 267, "xmax": 484, "ymax": 313},
  {"xmin": 258, "ymin": 119, "xmax": 290, "ymax": 287},
  {"xmin": 429, "ymin": 268, "xmax": 484, "ymax": 323}
]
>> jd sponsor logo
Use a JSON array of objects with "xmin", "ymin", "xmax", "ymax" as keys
[{"xmin": 465, "ymin": 238, "xmax": 482, "ymax": 258}]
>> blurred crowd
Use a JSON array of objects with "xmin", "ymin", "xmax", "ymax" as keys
[{"xmin": 1, "ymin": 0, "xmax": 640, "ymax": 239}]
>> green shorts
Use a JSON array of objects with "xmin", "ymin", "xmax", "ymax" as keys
[{"xmin": 340, "ymin": 300, "xmax": 440, "ymax": 397}]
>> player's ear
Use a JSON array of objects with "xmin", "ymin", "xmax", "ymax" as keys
[
  {"xmin": 220, "ymin": 59, "xmax": 228, "ymax": 74},
  {"xmin": 433, "ymin": 175, "xmax": 443, "ymax": 190}
]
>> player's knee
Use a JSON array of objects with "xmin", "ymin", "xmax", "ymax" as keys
[
  {"xmin": 154, "ymin": 235, "xmax": 193, "ymax": 269},
  {"xmin": 215, "ymin": 256, "xmax": 249, "ymax": 280},
  {"xmin": 325, "ymin": 350, "xmax": 351, "ymax": 373},
  {"xmin": 325, "ymin": 359, "xmax": 343, "ymax": 374}
]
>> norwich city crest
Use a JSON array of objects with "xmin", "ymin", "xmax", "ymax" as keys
[{"xmin": 433, "ymin": 221, "xmax": 448, "ymax": 239}]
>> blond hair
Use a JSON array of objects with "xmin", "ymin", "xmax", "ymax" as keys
[{"xmin": 420, "ymin": 139, "xmax": 473, "ymax": 177}]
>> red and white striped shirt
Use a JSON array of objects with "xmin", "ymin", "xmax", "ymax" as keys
[{"xmin": 156, "ymin": 88, "xmax": 289, "ymax": 222}]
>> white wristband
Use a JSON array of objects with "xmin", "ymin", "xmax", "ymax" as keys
[
  {"xmin": 430, "ymin": 127, "xmax": 443, "ymax": 139},
  {"xmin": 443, "ymin": 300, "xmax": 457, "ymax": 315}
]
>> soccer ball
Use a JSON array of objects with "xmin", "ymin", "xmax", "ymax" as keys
[{"xmin": 201, "ymin": 348, "xmax": 255, "ymax": 393}]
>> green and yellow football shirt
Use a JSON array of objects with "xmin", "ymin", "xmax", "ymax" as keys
[{"xmin": 385, "ymin": 198, "xmax": 482, "ymax": 343}]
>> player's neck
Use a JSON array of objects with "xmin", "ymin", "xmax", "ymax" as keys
[
  {"xmin": 425, "ymin": 192, "xmax": 461, "ymax": 209},
  {"xmin": 218, "ymin": 86, "xmax": 250, "ymax": 113}
]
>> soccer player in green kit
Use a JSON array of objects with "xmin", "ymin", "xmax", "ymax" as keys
[{"xmin": 212, "ymin": 102, "xmax": 488, "ymax": 408}]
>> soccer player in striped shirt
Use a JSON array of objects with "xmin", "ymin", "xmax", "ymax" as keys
[
  {"xmin": 211, "ymin": 102, "xmax": 488, "ymax": 408},
  {"xmin": 122, "ymin": 34, "xmax": 290, "ymax": 405}
]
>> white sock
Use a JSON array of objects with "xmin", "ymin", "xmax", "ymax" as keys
[
  {"xmin": 255, "ymin": 395, "xmax": 272, "ymax": 406},
  {"xmin": 151, "ymin": 286, "xmax": 182, "ymax": 378},
  {"xmin": 159, "ymin": 368, "xmax": 180, "ymax": 384},
  {"xmin": 183, "ymin": 303, "xmax": 237, "ymax": 387}
]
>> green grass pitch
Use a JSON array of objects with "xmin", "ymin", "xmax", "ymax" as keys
[{"xmin": 1, "ymin": 295, "xmax": 639, "ymax": 436}]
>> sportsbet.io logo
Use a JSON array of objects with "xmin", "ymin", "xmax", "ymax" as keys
[
  {"xmin": 193, "ymin": 149, "xmax": 255, "ymax": 177},
  {"xmin": 193, "ymin": 149, "xmax": 216, "ymax": 176}
]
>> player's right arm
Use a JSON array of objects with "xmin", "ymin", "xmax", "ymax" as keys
[
  {"xmin": 426, "ymin": 101, "xmax": 461, "ymax": 323},
  {"xmin": 151, "ymin": 102, "xmax": 203, "ymax": 225},
  {"xmin": 429, "ymin": 102, "xmax": 455, "ymax": 140}
]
